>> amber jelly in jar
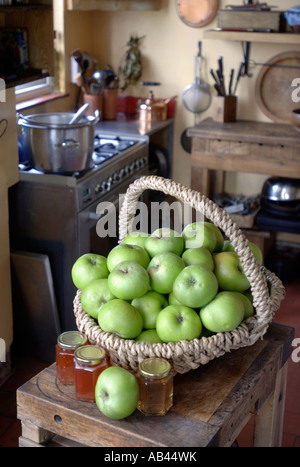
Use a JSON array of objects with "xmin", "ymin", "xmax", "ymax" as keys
[
  {"xmin": 56, "ymin": 331, "xmax": 87, "ymax": 385},
  {"xmin": 74, "ymin": 345, "xmax": 108, "ymax": 402},
  {"xmin": 137, "ymin": 358, "xmax": 173, "ymax": 416}
]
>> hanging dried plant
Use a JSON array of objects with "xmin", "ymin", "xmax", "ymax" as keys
[{"xmin": 118, "ymin": 35, "xmax": 145, "ymax": 91}]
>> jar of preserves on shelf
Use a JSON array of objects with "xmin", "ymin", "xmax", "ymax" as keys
[
  {"xmin": 56, "ymin": 331, "xmax": 87, "ymax": 385},
  {"xmin": 136, "ymin": 357, "xmax": 173, "ymax": 416},
  {"xmin": 74, "ymin": 345, "xmax": 108, "ymax": 402}
]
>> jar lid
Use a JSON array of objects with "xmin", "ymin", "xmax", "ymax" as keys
[
  {"xmin": 74, "ymin": 345, "xmax": 106, "ymax": 365},
  {"xmin": 139, "ymin": 358, "xmax": 171, "ymax": 379},
  {"xmin": 57, "ymin": 331, "xmax": 87, "ymax": 350}
]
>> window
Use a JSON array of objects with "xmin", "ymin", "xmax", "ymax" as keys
[{"xmin": 15, "ymin": 76, "xmax": 54, "ymax": 104}]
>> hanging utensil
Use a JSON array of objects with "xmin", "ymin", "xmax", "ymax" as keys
[
  {"xmin": 69, "ymin": 103, "xmax": 90, "ymax": 125},
  {"xmin": 182, "ymin": 41, "xmax": 211, "ymax": 114}
]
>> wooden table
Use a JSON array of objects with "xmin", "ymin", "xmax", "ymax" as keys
[
  {"xmin": 17, "ymin": 323, "xmax": 294, "ymax": 448},
  {"xmin": 188, "ymin": 120, "xmax": 300, "ymax": 198}
]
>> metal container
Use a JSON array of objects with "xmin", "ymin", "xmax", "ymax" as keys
[
  {"xmin": 262, "ymin": 177, "xmax": 300, "ymax": 202},
  {"xmin": 18, "ymin": 111, "xmax": 99, "ymax": 173}
]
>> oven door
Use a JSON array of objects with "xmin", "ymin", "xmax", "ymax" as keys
[
  {"xmin": 77, "ymin": 172, "xmax": 148, "ymax": 258},
  {"xmin": 78, "ymin": 191, "xmax": 120, "ymax": 258}
]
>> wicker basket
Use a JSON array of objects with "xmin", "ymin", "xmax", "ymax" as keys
[{"xmin": 74, "ymin": 176, "xmax": 285, "ymax": 374}]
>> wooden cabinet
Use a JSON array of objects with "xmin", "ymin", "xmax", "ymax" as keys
[
  {"xmin": 0, "ymin": 2, "xmax": 54, "ymax": 88},
  {"xmin": 66, "ymin": 0, "xmax": 160, "ymax": 11},
  {"xmin": 188, "ymin": 119, "xmax": 300, "ymax": 198}
]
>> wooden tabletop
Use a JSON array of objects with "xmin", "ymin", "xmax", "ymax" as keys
[
  {"xmin": 17, "ymin": 323, "xmax": 294, "ymax": 447},
  {"xmin": 188, "ymin": 120, "xmax": 300, "ymax": 147}
]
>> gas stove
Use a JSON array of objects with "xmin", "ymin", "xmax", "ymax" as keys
[{"xmin": 19, "ymin": 133, "xmax": 149, "ymax": 211}]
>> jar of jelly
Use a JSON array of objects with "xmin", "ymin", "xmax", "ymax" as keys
[
  {"xmin": 136, "ymin": 357, "xmax": 173, "ymax": 416},
  {"xmin": 56, "ymin": 331, "xmax": 87, "ymax": 385},
  {"xmin": 74, "ymin": 345, "xmax": 108, "ymax": 402}
]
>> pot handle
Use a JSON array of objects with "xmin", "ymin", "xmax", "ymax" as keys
[{"xmin": 55, "ymin": 139, "xmax": 80, "ymax": 149}]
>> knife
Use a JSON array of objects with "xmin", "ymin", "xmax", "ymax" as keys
[{"xmin": 217, "ymin": 57, "xmax": 226, "ymax": 96}]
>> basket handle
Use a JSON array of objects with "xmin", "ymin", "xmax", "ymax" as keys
[{"xmin": 119, "ymin": 175, "xmax": 273, "ymax": 326}]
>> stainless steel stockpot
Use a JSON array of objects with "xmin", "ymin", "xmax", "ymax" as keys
[{"xmin": 18, "ymin": 111, "xmax": 99, "ymax": 173}]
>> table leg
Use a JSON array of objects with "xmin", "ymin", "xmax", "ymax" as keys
[
  {"xmin": 253, "ymin": 361, "xmax": 288, "ymax": 447},
  {"xmin": 19, "ymin": 420, "xmax": 54, "ymax": 447}
]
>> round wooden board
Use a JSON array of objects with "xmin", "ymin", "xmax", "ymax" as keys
[
  {"xmin": 255, "ymin": 51, "xmax": 300, "ymax": 124},
  {"xmin": 176, "ymin": 0, "xmax": 218, "ymax": 28}
]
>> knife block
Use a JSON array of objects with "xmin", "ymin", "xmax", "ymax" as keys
[{"xmin": 212, "ymin": 96, "xmax": 237, "ymax": 123}]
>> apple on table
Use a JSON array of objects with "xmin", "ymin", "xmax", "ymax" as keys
[{"xmin": 95, "ymin": 366, "xmax": 139, "ymax": 419}]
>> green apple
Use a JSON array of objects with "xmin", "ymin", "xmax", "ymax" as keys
[
  {"xmin": 108, "ymin": 261, "xmax": 150, "ymax": 300},
  {"xmin": 135, "ymin": 329, "xmax": 164, "ymax": 344},
  {"xmin": 168, "ymin": 292, "xmax": 184, "ymax": 306},
  {"xmin": 173, "ymin": 265, "xmax": 218, "ymax": 308},
  {"xmin": 144, "ymin": 228, "xmax": 184, "ymax": 258},
  {"xmin": 71, "ymin": 253, "xmax": 109, "ymax": 290},
  {"xmin": 214, "ymin": 251, "xmax": 250, "ymax": 292},
  {"xmin": 231, "ymin": 291, "xmax": 254, "ymax": 319},
  {"xmin": 222, "ymin": 240, "xmax": 263, "ymax": 266},
  {"xmin": 182, "ymin": 246, "xmax": 214, "ymax": 270},
  {"xmin": 244, "ymin": 290, "xmax": 253, "ymax": 304},
  {"xmin": 147, "ymin": 252, "xmax": 185, "ymax": 294},
  {"xmin": 107, "ymin": 243, "xmax": 150, "ymax": 272},
  {"xmin": 98, "ymin": 298, "xmax": 143, "ymax": 338},
  {"xmin": 199, "ymin": 291, "xmax": 245, "ymax": 333},
  {"xmin": 80, "ymin": 278, "xmax": 115, "ymax": 319},
  {"xmin": 206, "ymin": 223, "xmax": 224, "ymax": 252},
  {"xmin": 156, "ymin": 305, "xmax": 202, "ymax": 342},
  {"xmin": 95, "ymin": 366, "xmax": 139, "ymax": 419},
  {"xmin": 131, "ymin": 290, "xmax": 168, "ymax": 329},
  {"xmin": 182, "ymin": 222, "xmax": 216, "ymax": 252},
  {"xmin": 123, "ymin": 231, "xmax": 150, "ymax": 249}
]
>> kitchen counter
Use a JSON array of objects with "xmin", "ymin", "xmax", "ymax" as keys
[{"xmin": 96, "ymin": 112, "xmax": 174, "ymax": 137}]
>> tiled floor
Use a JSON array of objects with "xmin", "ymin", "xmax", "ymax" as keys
[{"xmin": 0, "ymin": 279, "xmax": 299, "ymax": 448}]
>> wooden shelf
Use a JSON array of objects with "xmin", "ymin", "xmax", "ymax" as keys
[{"xmin": 204, "ymin": 29, "xmax": 300, "ymax": 45}]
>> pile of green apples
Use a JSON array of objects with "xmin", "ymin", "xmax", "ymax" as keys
[{"xmin": 71, "ymin": 221, "xmax": 263, "ymax": 344}]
